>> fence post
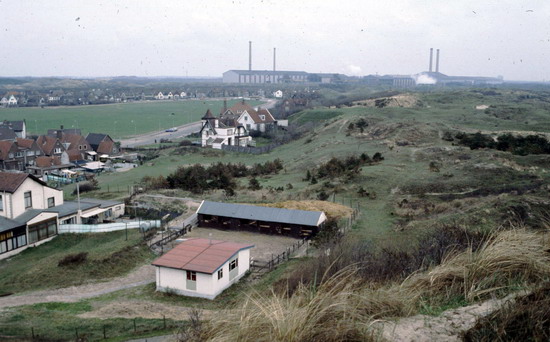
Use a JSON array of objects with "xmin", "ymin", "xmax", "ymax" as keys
[
  {"xmin": 134, "ymin": 318, "xmax": 137, "ymax": 332},
  {"xmin": 103, "ymin": 325, "xmax": 106, "ymax": 339}
]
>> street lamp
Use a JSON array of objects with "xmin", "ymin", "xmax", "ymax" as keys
[{"xmin": 131, "ymin": 120, "xmax": 136, "ymax": 140}]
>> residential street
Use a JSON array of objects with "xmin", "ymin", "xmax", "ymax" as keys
[{"xmin": 119, "ymin": 98, "xmax": 278, "ymax": 148}]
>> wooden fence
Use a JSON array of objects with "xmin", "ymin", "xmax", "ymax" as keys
[{"xmin": 250, "ymin": 238, "xmax": 308, "ymax": 273}]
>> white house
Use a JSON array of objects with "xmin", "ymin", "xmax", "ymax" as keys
[
  {"xmin": 221, "ymin": 101, "xmax": 277, "ymax": 133},
  {"xmin": 152, "ymin": 238, "xmax": 254, "ymax": 299},
  {"xmin": 200, "ymin": 109, "xmax": 252, "ymax": 149},
  {"xmin": 180, "ymin": 91, "xmax": 187, "ymax": 98},
  {"xmin": 8, "ymin": 95, "xmax": 18, "ymax": 107},
  {"xmin": 0, "ymin": 172, "xmax": 63, "ymax": 259},
  {"xmin": 0, "ymin": 97, "xmax": 8, "ymax": 107},
  {"xmin": 273, "ymin": 90, "xmax": 283, "ymax": 98},
  {"xmin": 0, "ymin": 171, "xmax": 125, "ymax": 259},
  {"xmin": 155, "ymin": 92, "xmax": 165, "ymax": 100},
  {"xmin": 166, "ymin": 92, "xmax": 174, "ymax": 100}
]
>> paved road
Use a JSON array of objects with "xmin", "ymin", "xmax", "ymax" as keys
[
  {"xmin": 120, "ymin": 121, "xmax": 202, "ymax": 148},
  {"xmin": 119, "ymin": 98, "xmax": 278, "ymax": 148}
]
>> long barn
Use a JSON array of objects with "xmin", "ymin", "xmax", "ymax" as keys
[{"xmin": 196, "ymin": 200, "xmax": 327, "ymax": 239}]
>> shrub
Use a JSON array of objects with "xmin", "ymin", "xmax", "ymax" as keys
[
  {"xmin": 248, "ymin": 178, "xmax": 262, "ymax": 190},
  {"xmin": 58, "ymin": 252, "xmax": 88, "ymax": 267}
]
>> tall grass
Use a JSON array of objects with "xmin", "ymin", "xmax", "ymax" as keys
[{"xmin": 196, "ymin": 228, "xmax": 550, "ymax": 342}]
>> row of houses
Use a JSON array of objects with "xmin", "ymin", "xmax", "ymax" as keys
[
  {"xmin": 154, "ymin": 91, "xmax": 188, "ymax": 100},
  {"xmin": 200, "ymin": 100, "xmax": 277, "ymax": 149},
  {"xmin": 0, "ymin": 172, "xmax": 124, "ymax": 260},
  {"xmin": 0, "ymin": 121, "xmax": 118, "ymax": 175}
]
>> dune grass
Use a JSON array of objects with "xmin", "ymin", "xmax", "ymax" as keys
[{"xmin": 199, "ymin": 228, "xmax": 550, "ymax": 342}]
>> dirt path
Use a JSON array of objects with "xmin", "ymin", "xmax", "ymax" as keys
[
  {"xmin": 78, "ymin": 299, "xmax": 215, "ymax": 321},
  {"xmin": 0, "ymin": 265, "xmax": 155, "ymax": 309},
  {"xmin": 374, "ymin": 293, "xmax": 521, "ymax": 342}
]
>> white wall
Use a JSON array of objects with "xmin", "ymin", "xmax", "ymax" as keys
[{"xmin": 7, "ymin": 178, "xmax": 63, "ymax": 219}]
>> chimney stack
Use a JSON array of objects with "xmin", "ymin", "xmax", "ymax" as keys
[
  {"xmin": 429, "ymin": 48, "xmax": 433, "ymax": 72},
  {"xmin": 435, "ymin": 49, "xmax": 440, "ymax": 73},
  {"xmin": 273, "ymin": 47, "xmax": 276, "ymax": 71},
  {"xmin": 249, "ymin": 41, "xmax": 252, "ymax": 71}
]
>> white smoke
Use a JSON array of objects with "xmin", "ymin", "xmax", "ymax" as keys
[
  {"xmin": 346, "ymin": 64, "xmax": 363, "ymax": 75},
  {"xmin": 414, "ymin": 74, "xmax": 437, "ymax": 85}
]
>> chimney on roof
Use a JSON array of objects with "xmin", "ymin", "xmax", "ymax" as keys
[
  {"xmin": 249, "ymin": 41, "xmax": 252, "ymax": 71},
  {"xmin": 223, "ymin": 98, "xmax": 227, "ymax": 113},
  {"xmin": 429, "ymin": 48, "xmax": 433, "ymax": 72},
  {"xmin": 436, "ymin": 49, "xmax": 440, "ymax": 73},
  {"xmin": 273, "ymin": 47, "xmax": 276, "ymax": 71}
]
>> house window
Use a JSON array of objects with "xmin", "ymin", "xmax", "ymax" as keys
[
  {"xmin": 24, "ymin": 191, "xmax": 32, "ymax": 208},
  {"xmin": 186, "ymin": 270, "xmax": 197, "ymax": 281},
  {"xmin": 218, "ymin": 269, "xmax": 223, "ymax": 280},
  {"xmin": 26, "ymin": 151, "xmax": 34, "ymax": 156},
  {"xmin": 0, "ymin": 195, "xmax": 3, "ymax": 211},
  {"xmin": 227, "ymin": 129, "xmax": 233, "ymax": 135},
  {"xmin": 8, "ymin": 153, "xmax": 14, "ymax": 159},
  {"xmin": 28, "ymin": 219, "xmax": 57, "ymax": 244},
  {"xmin": 15, "ymin": 152, "xmax": 23, "ymax": 158},
  {"xmin": 244, "ymin": 116, "xmax": 248, "ymax": 121},
  {"xmin": 47, "ymin": 197, "xmax": 55, "ymax": 208},
  {"xmin": 54, "ymin": 148, "xmax": 62, "ymax": 154},
  {"xmin": 229, "ymin": 258, "xmax": 238, "ymax": 271},
  {"xmin": 260, "ymin": 115, "xmax": 265, "ymax": 121}
]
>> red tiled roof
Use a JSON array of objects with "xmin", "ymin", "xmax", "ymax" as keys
[
  {"xmin": 16, "ymin": 138, "xmax": 34, "ymax": 149},
  {"xmin": 0, "ymin": 140, "xmax": 14, "ymax": 159},
  {"xmin": 228, "ymin": 101, "xmax": 257, "ymax": 115},
  {"xmin": 0, "ymin": 172, "xmax": 46, "ymax": 193},
  {"xmin": 152, "ymin": 238, "xmax": 253, "ymax": 274},
  {"xmin": 256, "ymin": 108, "xmax": 276, "ymax": 123},
  {"xmin": 37, "ymin": 135, "xmax": 60, "ymax": 155},
  {"xmin": 97, "ymin": 140, "xmax": 114, "ymax": 154},
  {"xmin": 35, "ymin": 156, "xmax": 61, "ymax": 168}
]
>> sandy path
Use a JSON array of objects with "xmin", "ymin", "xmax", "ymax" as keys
[
  {"xmin": 0, "ymin": 265, "xmax": 155, "ymax": 309},
  {"xmin": 78, "ymin": 299, "xmax": 215, "ymax": 321},
  {"xmin": 374, "ymin": 292, "xmax": 522, "ymax": 342}
]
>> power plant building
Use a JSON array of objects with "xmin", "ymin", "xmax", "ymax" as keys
[{"xmin": 223, "ymin": 70, "xmax": 309, "ymax": 84}]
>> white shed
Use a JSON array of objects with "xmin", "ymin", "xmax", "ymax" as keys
[{"xmin": 152, "ymin": 238, "xmax": 254, "ymax": 299}]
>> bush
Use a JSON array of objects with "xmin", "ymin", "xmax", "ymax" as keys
[
  {"xmin": 72, "ymin": 179, "xmax": 99, "ymax": 195},
  {"xmin": 248, "ymin": 178, "xmax": 262, "ymax": 190},
  {"xmin": 58, "ymin": 252, "xmax": 88, "ymax": 267}
]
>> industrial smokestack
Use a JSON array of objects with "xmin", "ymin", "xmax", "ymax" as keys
[
  {"xmin": 435, "ymin": 49, "xmax": 440, "ymax": 73},
  {"xmin": 429, "ymin": 48, "xmax": 433, "ymax": 73},
  {"xmin": 249, "ymin": 41, "xmax": 252, "ymax": 71},
  {"xmin": 273, "ymin": 47, "xmax": 276, "ymax": 71}
]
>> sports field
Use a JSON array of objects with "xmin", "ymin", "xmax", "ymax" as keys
[{"xmin": 0, "ymin": 99, "xmax": 261, "ymax": 138}]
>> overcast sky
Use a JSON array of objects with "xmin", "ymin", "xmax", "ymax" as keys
[{"xmin": 1, "ymin": 0, "xmax": 549, "ymax": 81}]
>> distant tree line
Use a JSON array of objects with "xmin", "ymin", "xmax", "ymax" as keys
[
  {"xmin": 450, "ymin": 132, "xmax": 550, "ymax": 155},
  {"xmin": 140, "ymin": 159, "xmax": 283, "ymax": 194}
]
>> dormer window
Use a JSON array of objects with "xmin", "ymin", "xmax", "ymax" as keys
[{"xmin": 260, "ymin": 115, "xmax": 265, "ymax": 121}]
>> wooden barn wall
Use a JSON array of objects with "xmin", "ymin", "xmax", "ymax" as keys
[{"xmin": 197, "ymin": 213, "xmax": 320, "ymax": 238}]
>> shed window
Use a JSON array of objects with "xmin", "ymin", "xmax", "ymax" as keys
[
  {"xmin": 186, "ymin": 270, "xmax": 196, "ymax": 281},
  {"xmin": 229, "ymin": 258, "xmax": 238, "ymax": 271},
  {"xmin": 218, "ymin": 269, "xmax": 223, "ymax": 280},
  {"xmin": 0, "ymin": 194, "xmax": 3, "ymax": 211},
  {"xmin": 47, "ymin": 197, "xmax": 55, "ymax": 208}
]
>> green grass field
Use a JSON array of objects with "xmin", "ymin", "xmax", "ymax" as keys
[{"xmin": 0, "ymin": 99, "xmax": 261, "ymax": 138}]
